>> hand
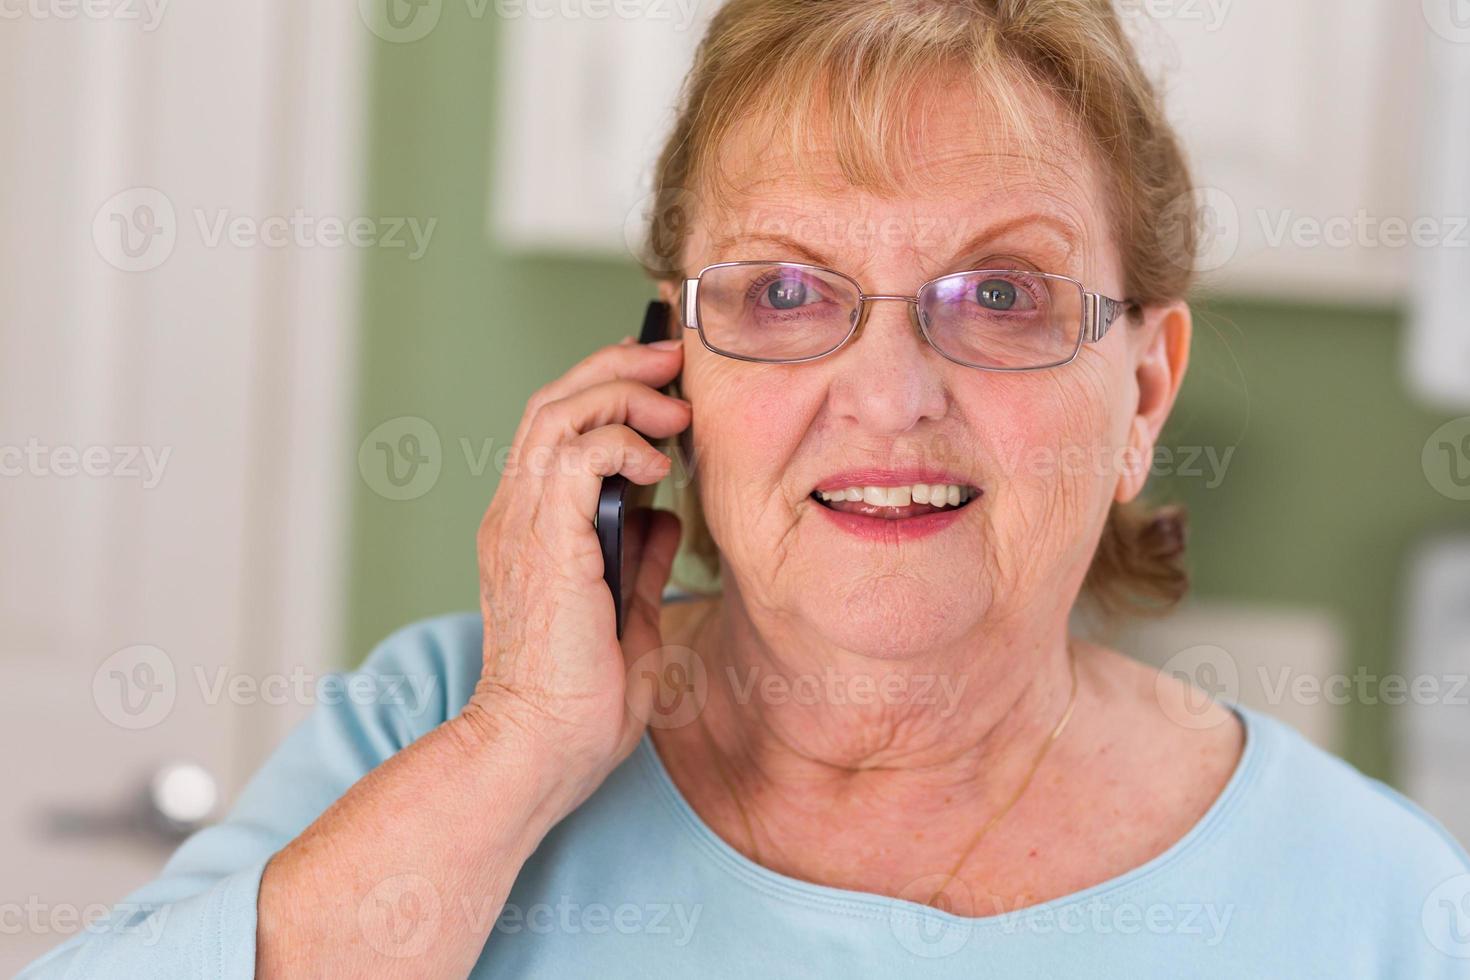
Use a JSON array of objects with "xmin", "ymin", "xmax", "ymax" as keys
[{"xmin": 464, "ymin": 334, "xmax": 690, "ymax": 803}]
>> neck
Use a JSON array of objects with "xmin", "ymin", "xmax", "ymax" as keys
[{"xmin": 658, "ymin": 578, "xmax": 1082, "ymax": 862}]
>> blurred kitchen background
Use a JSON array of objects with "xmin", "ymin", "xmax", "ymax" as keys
[{"xmin": 2, "ymin": 0, "xmax": 1468, "ymax": 970}]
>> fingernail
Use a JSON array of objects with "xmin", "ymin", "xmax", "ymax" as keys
[
  {"xmin": 649, "ymin": 339, "xmax": 682, "ymax": 350},
  {"xmin": 619, "ymin": 335, "xmax": 636, "ymax": 345}
]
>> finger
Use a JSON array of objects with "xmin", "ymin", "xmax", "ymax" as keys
[
  {"xmin": 512, "ymin": 337, "xmax": 684, "ymax": 449},
  {"xmin": 522, "ymin": 380, "xmax": 691, "ymax": 453},
  {"xmin": 539, "ymin": 424, "xmax": 672, "ymax": 525}
]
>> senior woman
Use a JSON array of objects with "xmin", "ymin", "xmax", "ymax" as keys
[{"xmin": 26, "ymin": 0, "xmax": 1470, "ymax": 977}]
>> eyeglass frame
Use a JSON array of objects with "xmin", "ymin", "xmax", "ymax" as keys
[{"xmin": 679, "ymin": 260, "xmax": 1140, "ymax": 372}]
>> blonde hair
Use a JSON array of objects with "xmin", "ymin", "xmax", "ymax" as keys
[{"xmin": 643, "ymin": 0, "xmax": 1196, "ymax": 619}]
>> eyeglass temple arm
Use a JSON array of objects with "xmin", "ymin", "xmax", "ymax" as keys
[
  {"xmin": 1086, "ymin": 293, "xmax": 1138, "ymax": 344},
  {"xmin": 680, "ymin": 279, "xmax": 698, "ymax": 329}
]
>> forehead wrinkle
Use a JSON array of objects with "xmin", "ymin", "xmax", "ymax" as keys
[
  {"xmin": 715, "ymin": 135, "xmax": 1086, "ymax": 204},
  {"xmin": 703, "ymin": 178, "xmax": 1101, "ymax": 285},
  {"xmin": 705, "ymin": 135, "xmax": 1104, "ymax": 261}
]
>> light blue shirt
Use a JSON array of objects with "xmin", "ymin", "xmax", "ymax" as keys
[{"xmin": 23, "ymin": 613, "xmax": 1470, "ymax": 978}]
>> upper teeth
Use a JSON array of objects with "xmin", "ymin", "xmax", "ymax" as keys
[{"xmin": 815, "ymin": 484, "xmax": 975, "ymax": 507}]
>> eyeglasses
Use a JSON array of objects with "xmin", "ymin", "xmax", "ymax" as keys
[{"xmin": 680, "ymin": 261, "xmax": 1137, "ymax": 371}]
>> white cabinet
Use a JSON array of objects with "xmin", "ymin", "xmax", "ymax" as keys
[
  {"xmin": 1408, "ymin": 34, "xmax": 1470, "ymax": 411},
  {"xmin": 492, "ymin": 2, "xmax": 1432, "ymax": 306},
  {"xmin": 490, "ymin": 7, "xmax": 710, "ymax": 257},
  {"xmin": 1400, "ymin": 537, "xmax": 1470, "ymax": 850},
  {"xmin": 1121, "ymin": 0, "xmax": 1430, "ymax": 303}
]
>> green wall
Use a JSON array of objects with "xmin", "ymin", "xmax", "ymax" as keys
[
  {"xmin": 1152, "ymin": 300, "xmax": 1468, "ymax": 779},
  {"xmin": 346, "ymin": 10, "xmax": 1468, "ymax": 783}
]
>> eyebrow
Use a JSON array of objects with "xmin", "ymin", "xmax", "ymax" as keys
[{"xmin": 709, "ymin": 212, "xmax": 1081, "ymax": 272}]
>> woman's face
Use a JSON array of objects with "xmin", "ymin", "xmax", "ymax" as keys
[{"xmin": 666, "ymin": 83, "xmax": 1170, "ymax": 659}]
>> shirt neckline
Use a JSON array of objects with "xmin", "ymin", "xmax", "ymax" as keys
[{"xmin": 634, "ymin": 700, "xmax": 1266, "ymax": 928}]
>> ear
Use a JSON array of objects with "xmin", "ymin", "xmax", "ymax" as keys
[
  {"xmin": 1116, "ymin": 301, "xmax": 1191, "ymax": 503},
  {"xmin": 656, "ymin": 280, "xmax": 681, "ymax": 340}
]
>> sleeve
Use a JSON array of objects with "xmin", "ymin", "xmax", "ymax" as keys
[
  {"xmin": 1366, "ymin": 780, "xmax": 1470, "ymax": 979},
  {"xmin": 17, "ymin": 612, "xmax": 485, "ymax": 980}
]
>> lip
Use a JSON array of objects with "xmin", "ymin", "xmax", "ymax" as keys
[
  {"xmin": 808, "ymin": 468, "xmax": 982, "ymax": 543},
  {"xmin": 813, "ymin": 496, "xmax": 977, "ymax": 541}
]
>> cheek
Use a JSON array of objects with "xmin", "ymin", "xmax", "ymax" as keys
[
  {"xmin": 685, "ymin": 358, "xmax": 814, "ymax": 537},
  {"xmin": 967, "ymin": 359, "xmax": 1123, "ymax": 567}
]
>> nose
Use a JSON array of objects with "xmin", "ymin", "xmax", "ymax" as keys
[{"xmin": 825, "ymin": 297, "xmax": 948, "ymax": 434}]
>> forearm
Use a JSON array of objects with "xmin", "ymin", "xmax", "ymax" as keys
[{"xmin": 256, "ymin": 708, "xmax": 577, "ymax": 978}]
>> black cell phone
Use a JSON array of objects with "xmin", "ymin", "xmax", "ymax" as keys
[{"xmin": 597, "ymin": 300, "xmax": 674, "ymax": 638}]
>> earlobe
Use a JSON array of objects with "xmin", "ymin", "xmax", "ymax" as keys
[
  {"xmin": 1115, "ymin": 302, "xmax": 1192, "ymax": 504},
  {"xmin": 655, "ymin": 280, "xmax": 682, "ymax": 341}
]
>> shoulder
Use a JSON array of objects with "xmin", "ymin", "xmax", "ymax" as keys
[
  {"xmin": 1093, "ymin": 641, "xmax": 1468, "ymax": 879},
  {"xmin": 1091, "ymin": 643, "xmax": 1469, "ymax": 953},
  {"xmin": 1226, "ymin": 706, "xmax": 1470, "ymax": 968},
  {"xmin": 1239, "ymin": 704, "xmax": 1469, "ymax": 876}
]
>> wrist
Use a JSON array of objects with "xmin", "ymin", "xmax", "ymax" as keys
[{"xmin": 442, "ymin": 698, "xmax": 600, "ymax": 832}]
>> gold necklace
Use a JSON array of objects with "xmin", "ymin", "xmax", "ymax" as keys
[
  {"xmin": 686, "ymin": 606, "xmax": 1080, "ymax": 892},
  {"xmin": 926, "ymin": 640, "xmax": 1080, "ymax": 907}
]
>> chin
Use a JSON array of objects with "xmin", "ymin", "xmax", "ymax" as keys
[{"xmin": 799, "ymin": 576, "xmax": 989, "ymax": 662}]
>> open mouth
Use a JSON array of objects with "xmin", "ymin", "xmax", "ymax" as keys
[{"xmin": 810, "ymin": 482, "xmax": 981, "ymax": 520}]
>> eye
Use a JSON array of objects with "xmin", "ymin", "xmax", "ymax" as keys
[
  {"xmin": 760, "ymin": 276, "xmax": 820, "ymax": 310},
  {"xmin": 974, "ymin": 276, "xmax": 1035, "ymax": 312}
]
